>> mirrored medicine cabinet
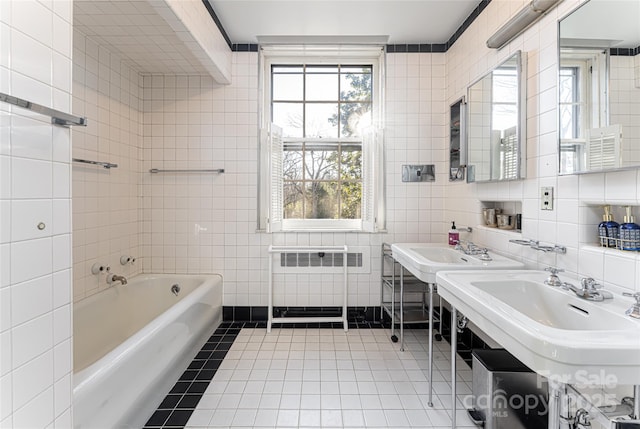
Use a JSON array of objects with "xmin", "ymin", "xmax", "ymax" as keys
[
  {"xmin": 558, "ymin": 0, "xmax": 640, "ymax": 175},
  {"xmin": 449, "ymin": 97, "xmax": 466, "ymax": 181},
  {"xmin": 466, "ymin": 51, "xmax": 527, "ymax": 183}
]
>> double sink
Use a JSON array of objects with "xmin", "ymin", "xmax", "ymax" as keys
[{"xmin": 391, "ymin": 243, "xmax": 640, "ymax": 384}]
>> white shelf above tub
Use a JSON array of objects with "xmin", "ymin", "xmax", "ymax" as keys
[{"xmin": 74, "ymin": 0, "xmax": 231, "ymax": 83}]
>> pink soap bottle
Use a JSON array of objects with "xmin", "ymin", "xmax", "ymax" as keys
[{"xmin": 448, "ymin": 221, "xmax": 459, "ymax": 246}]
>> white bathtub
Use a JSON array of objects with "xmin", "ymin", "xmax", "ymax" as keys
[{"xmin": 73, "ymin": 274, "xmax": 222, "ymax": 429}]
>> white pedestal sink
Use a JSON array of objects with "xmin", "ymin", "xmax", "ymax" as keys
[
  {"xmin": 436, "ymin": 270, "xmax": 640, "ymax": 428},
  {"xmin": 391, "ymin": 243, "xmax": 525, "ymax": 283},
  {"xmin": 389, "ymin": 243, "xmax": 525, "ymax": 409}
]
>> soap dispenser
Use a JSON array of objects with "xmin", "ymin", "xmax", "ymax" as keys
[
  {"xmin": 619, "ymin": 206, "xmax": 640, "ymax": 251},
  {"xmin": 598, "ymin": 205, "xmax": 619, "ymax": 248},
  {"xmin": 448, "ymin": 221, "xmax": 459, "ymax": 246}
]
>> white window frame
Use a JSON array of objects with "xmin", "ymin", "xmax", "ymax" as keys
[
  {"xmin": 559, "ymin": 49, "xmax": 608, "ymax": 173},
  {"xmin": 257, "ymin": 45, "xmax": 385, "ymax": 233}
]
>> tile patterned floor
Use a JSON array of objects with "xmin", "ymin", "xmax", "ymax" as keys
[
  {"xmin": 144, "ymin": 324, "xmax": 243, "ymax": 428},
  {"xmin": 177, "ymin": 326, "xmax": 476, "ymax": 428}
]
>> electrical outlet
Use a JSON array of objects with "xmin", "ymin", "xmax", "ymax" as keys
[{"xmin": 541, "ymin": 186, "xmax": 554, "ymax": 210}]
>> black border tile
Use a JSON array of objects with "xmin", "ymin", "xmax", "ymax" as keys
[
  {"xmin": 147, "ymin": 325, "xmax": 242, "ymax": 428},
  {"xmin": 158, "ymin": 395, "xmax": 182, "ymax": 409},
  {"xmin": 178, "ymin": 370, "xmax": 199, "ymax": 381},
  {"xmin": 144, "ymin": 409, "xmax": 171, "ymax": 427},
  {"xmin": 164, "ymin": 409, "xmax": 194, "ymax": 427},
  {"xmin": 222, "ymin": 306, "xmax": 234, "ymax": 321},
  {"xmin": 187, "ymin": 360, "xmax": 206, "ymax": 371},
  {"xmin": 168, "ymin": 382, "xmax": 191, "ymax": 395},
  {"xmin": 176, "ymin": 394, "xmax": 202, "ymax": 409},
  {"xmin": 610, "ymin": 46, "xmax": 640, "ymax": 56},
  {"xmin": 231, "ymin": 43, "xmax": 259, "ymax": 52},
  {"xmin": 225, "ymin": 305, "xmax": 387, "ymax": 322},
  {"xmin": 200, "ymin": 0, "xmax": 232, "ymax": 49},
  {"xmin": 195, "ymin": 369, "xmax": 216, "ymax": 381},
  {"xmin": 186, "ymin": 382, "xmax": 210, "ymax": 394},
  {"xmin": 203, "ymin": 359, "xmax": 222, "ymax": 370}
]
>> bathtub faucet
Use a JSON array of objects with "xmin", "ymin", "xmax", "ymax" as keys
[{"xmin": 107, "ymin": 273, "xmax": 128, "ymax": 285}]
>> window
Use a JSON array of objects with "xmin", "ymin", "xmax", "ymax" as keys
[
  {"xmin": 559, "ymin": 65, "xmax": 584, "ymax": 173},
  {"xmin": 491, "ymin": 67, "xmax": 518, "ymax": 180},
  {"xmin": 558, "ymin": 49, "xmax": 608, "ymax": 173},
  {"xmin": 559, "ymin": 66, "xmax": 582, "ymax": 140},
  {"xmin": 259, "ymin": 47, "xmax": 385, "ymax": 232}
]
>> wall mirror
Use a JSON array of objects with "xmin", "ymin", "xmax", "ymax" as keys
[
  {"xmin": 449, "ymin": 97, "xmax": 466, "ymax": 181},
  {"xmin": 466, "ymin": 51, "xmax": 526, "ymax": 183},
  {"xmin": 558, "ymin": 0, "xmax": 640, "ymax": 175}
]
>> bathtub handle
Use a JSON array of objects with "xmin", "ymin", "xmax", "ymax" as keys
[
  {"xmin": 120, "ymin": 256, "xmax": 137, "ymax": 266},
  {"xmin": 91, "ymin": 263, "xmax": 110, "ymax": 275},
  {"xmin": 171, "ymin": 284, "xmax": 180, "ymax": 296}
]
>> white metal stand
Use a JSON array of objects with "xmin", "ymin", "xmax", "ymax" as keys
[
  {"xmin": 380, "ymin": 244, "xmax": 442, "ymax": 408},
  {"xmin": 451, "ymin": 306, "xmax": 458, "ymax": 429},
  {"xmin": 267, "ymin": 245, "xmax": 349, "ymax": 332}
]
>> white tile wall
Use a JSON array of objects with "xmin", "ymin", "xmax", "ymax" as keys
[
  {"xmin": 444, "ymin": 0, "xmax": 640, "ymax": 293},
  {"xmin": 71, "ymin": 31, "xmax": 143, "ymax": 302},
  {"xmin": 0, "ymin": 1, "xmax": 73, "ymax": 427},
  {"xmin": 140, "ymin": 52, "xmax": 448, "ymax": 308}
]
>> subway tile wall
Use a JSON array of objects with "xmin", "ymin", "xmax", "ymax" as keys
[
  {"xmin": 443, "ymin": 0, "xmax": 640, "ymax": 293},
  {"xmin": 141, "ymin": 52, "xmax": 448, "ymax": 307},
  {"xmin": 0, "ymin": 0, "xmax": 73, "ymax": 427},
  {"xmin": 71, "ymin": 31, "xmax": 143, "ymax": 302}
]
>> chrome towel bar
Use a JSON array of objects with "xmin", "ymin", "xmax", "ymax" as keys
[
  {"xmin": 149, "ymin": 168, "xmax": 225, "ymax": 174},
  {"xmin": 0, "ymin": 92, "xmax": 87, "ymax": 127},
  {"xmin": 73, "ymin": 158, "xmax": 118, "ymax": 169}
]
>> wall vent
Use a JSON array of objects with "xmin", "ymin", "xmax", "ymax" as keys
[
  {"xmin": 273, "ymin": 246, "xmax": 370, "ymax": 274},
  {"xmin": 280, "ymin": 252, "xmax": 363, "ymax": 268}
]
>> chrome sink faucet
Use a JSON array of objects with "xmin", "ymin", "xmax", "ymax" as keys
[
  {"xmin": 544, "ymin": 267, "xmax": 564, "ymax": 287},
  {"xmin": 453, "ymin": 239, "xmax": 467, "ymax": 251},
  {"xmin": 544, "ymin": 268, "xmax": 612, "ymax": 301},
  {"xmin": 454, "ymin": 240, "xmax": 489, "ymax": 257},
  {"xmin": 107, "ymin": 273, "xmax": 128, "ymax": 285},
  {"xmin": 622, "ymin": 292, "xmax": 640, "ymax": 318},
  {"xmin": 562, "ymin": 277, "xmax": 612, "ymax": 302}
]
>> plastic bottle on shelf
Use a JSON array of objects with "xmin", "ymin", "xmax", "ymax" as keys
[
  {"xmin": 448, "ymin": 221, "xmax": 459, "ymax": 246},
  {"xmin": 619, "ymin": 206, "xmax": 640, "ymax": 251},
  {"xmin": 598, "ymin": 205, "xmax": 619, "ymax": 248}
]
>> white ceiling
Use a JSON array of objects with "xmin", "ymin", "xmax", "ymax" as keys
[
  {"xmin": 207, "ymin": 0, "xmax": 481, "ymax": 45},
  {"xmin": 72, "ymin": 0, "xmax": 483, "ymax": 78}
]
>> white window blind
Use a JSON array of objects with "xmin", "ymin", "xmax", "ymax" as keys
[
  {"xmin": 586, "ymin": 125, "xmax": 622, "ymax": 171},
  {"xmin": 500, "ymin": 126, "xmax": 518, "ymax": 180},
  {"xmin": 267, "ymin": 124, "xmax": 283, "ymax": 232},
  {"xmin": 362, "ymin": 127, "xmax": 383, "ymax": 232}
]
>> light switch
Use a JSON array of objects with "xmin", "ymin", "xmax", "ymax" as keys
[{"xmin": 541, "ymin": 186, "xmax": 554, "ymax": 210}]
